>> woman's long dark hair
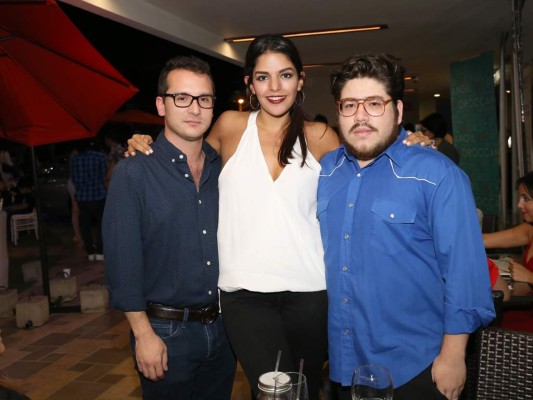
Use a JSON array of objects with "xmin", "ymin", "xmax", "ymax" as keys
[
  {"xmin": 517, "ymin": 171, "xmax": 533, "ymax": 193},
  {"xmin": 244, "ymin": 34, "xmax": 307, "ymax": 166}
]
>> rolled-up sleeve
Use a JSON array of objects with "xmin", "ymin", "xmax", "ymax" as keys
[
  {"xmin": 430, "ymin": 167, "xmax": 496, "ymax": 333},
  {"xmin": 103, "ymin": 160, "xmax": 146, "ymax": 311}
]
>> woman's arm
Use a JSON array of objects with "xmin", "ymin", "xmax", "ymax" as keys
[{"xmin": 483, "ymin": 223, "xmax": 533, "ymax": 249}]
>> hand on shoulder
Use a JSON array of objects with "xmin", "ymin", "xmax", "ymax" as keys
[{"xmin": 125, "ymin": 134, "xmax": 154, "ymax": 157}]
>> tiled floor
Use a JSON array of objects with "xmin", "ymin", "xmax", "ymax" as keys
[{"xmin": 1, "ymin": 221, "xmax": 251, "ymax": 400}]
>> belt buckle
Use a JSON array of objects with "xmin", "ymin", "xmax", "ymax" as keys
[{"xmin": 200, "ymin": 306, "xmax": 218, "ymax": 324}]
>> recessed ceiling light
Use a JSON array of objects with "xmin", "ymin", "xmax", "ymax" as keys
[
  {"xmin": 224, "ymin": 25, "xmax": 388, "ymax": 43},
  {"xmin": 434, "ymin": 94, "xmax": 441, "ymax": 98}
]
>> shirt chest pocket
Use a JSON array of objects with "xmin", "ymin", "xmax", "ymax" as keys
[{"xmin": 369, "ymin": 199, "xmax": 417, "ymax": 256}]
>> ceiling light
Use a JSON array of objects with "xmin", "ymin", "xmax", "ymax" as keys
[
  {"xmin": 434, "ymin": 94, "xmax": 441, "ymax": 98},
  {"xmin": 224, "ymin": 24, "xmax": 388, "ymax": 43},
  {"xmin": 404, "ymin": 76, "xmax": 418, "ymax": 81}
]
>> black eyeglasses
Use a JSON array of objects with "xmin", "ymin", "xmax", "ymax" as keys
[
  {"xmin": 162, "ymin": 93, "xmax": 216, "ymax": 109},
  {"xmin": 336, "ymin": 97, "xmax": 393, "ymax": 117}
]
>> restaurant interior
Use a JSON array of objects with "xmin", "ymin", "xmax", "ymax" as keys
[{"xmin": 1, "ymin": 0, "xmax": 533, "ymax": 399}]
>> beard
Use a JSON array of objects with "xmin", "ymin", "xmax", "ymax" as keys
[{"xmin": 341, "ymin": 122, "xmax": 400, "ymax": 162}]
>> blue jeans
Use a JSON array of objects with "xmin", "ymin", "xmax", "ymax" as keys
[{"xmin": 131, "ymin": 316, "xmax": 236, "ymax": 400}]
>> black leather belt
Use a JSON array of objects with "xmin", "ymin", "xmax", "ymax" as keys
[{"xmin": 146, "ymin": 303, "xmax": 219, "ymax": 324}]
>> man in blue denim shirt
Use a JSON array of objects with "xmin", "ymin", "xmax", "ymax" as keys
[
  {"xmin": 103, "ymin": 56, "xmax": 235, "ymax": 399},
  {"xmin": 318, "ymin": 54, "xmax": 495, "ymax": 400}
]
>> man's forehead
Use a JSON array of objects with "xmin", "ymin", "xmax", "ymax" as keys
[
  {"xmin": 167, "ymin": 69, "xmax": 214, "ymax": 93},
  {"xmin": 341, "ymin": 77, "xmax": 387, "ymax": 96}
]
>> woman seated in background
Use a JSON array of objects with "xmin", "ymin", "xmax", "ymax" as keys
[{"xmin": 483, "ymin": 171, "xmax": 533, "ymax": 332}]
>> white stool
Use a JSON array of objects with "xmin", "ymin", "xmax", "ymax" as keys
[{"xmin": 11, "ymin": 208, "xmax": 38, "ymax": 245}]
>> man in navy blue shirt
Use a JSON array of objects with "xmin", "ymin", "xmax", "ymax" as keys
[
  {"xmin": 318, "ymin": 54, "xmax": 495, "ymax": 400},
  {"xmin": 103, "ymin": 56, "xmax": 235, "ymax": 399}
]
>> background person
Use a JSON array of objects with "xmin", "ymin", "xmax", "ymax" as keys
[
  {"xmin": 419, "ymin": 112, "xmax": 460, "ymax": 164},
  {"xmin": 483, "ymin": 172, "xmax": 533, "ymax": 332},
  {"xmin": 319, "ymin": 53, "xmax": 495, "ymax": 400},
  {"xmin": 70, "ymin": 140, "xmax": 107, "ymax": 261}
]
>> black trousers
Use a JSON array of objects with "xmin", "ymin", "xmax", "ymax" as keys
[
  {"xmin": 220, "ymin": 290, "xmax": 328, "ymax": 400},
  {"xmin": 334, "ymin": 364, "xmax": 447, "ymax": 400},
  {"xmin": 78, "ymin": 199, "xmax": 105, "ymax": 254}
]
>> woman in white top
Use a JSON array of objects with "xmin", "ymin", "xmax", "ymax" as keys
[{"xmin": 127, "ymin": 35, "xmax": 428, "ymax": 399}]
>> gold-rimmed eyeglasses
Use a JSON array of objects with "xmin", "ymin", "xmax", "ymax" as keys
[
  {"xmin": 336, "ymin": 97, "xmax": 393, "ymax": 117},
  {"xmin": 162, "ymin": 93, "xmax": 216, "ymax": 109}
]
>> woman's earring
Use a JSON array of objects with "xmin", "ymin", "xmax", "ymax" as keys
[
  {"xmin": 294, "ymin": 90, "xmax": 305, "ymax": 107},
  {"xmin": 249, "ymin": 93, "xmax": 260, "ymax": 110}
]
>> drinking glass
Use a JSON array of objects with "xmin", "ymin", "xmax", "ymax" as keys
[
  {"xmin": 276, "ymin": 372, "xmax": 308, "ymax": 400},
  {"xmin": 351, "ymin": 364, "xmax": 393, "ymax": 400}
]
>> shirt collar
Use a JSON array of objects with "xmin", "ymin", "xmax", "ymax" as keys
[
  {"xmin": 334, "ymin": 127, "xmax": 409, "ymax": 168},
  {"xmin": 153, "ymin": 130, "xmax": 219, "ymax": 163}
]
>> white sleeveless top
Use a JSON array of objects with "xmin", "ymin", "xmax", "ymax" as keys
[{"xmin": 218, "ymin": 111, "xmax": 326, "ymax": 292}]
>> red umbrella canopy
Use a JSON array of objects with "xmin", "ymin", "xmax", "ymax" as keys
[{"xmin": 0, "ymin": 0, "xmax": 138, "ymax": 146}]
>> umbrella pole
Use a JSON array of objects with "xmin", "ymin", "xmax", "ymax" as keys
[
  {"xmin": 31, "ymin": 147, "xmax": 81, "ymax": 313},
  {"xmin": 30, "ymin": 147, "xmax": 51, "ymax": 300}
]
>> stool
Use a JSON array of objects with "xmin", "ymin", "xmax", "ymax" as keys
[
  {"xmin": 16, "ymin": 295, "xmax": 49, "ymax": 328},
  {"xmin": 50, "ymin": 276, "xmax": 77, "ymax": 303},
  {"xmin": 80, "ymin": 282, "xmax": 109, "ymax": 313},
  {"xmin": 11, "ymin": 208, "xmax": 38, "ymax": 245},
  {"xmin": 0, "ymin": 288, "xmax": 17, "ymax": 318}
]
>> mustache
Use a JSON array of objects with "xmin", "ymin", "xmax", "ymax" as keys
[{"xmin": 348, "ymin": 122, "xmax": 377, "ymax": 133}]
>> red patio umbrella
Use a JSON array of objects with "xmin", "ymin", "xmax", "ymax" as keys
[
  {"xmin": 0, "ymin": 0, "xmax": 138, "ymax": 305},
  {"xmin": 109, "ymin": 109, "xmax": 164, "ymax": 126},
  {"xmin": 0, "ymin": 0, "xmax": 138, "ymax": 146}
]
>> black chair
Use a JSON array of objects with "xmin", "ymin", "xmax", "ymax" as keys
[
  {"xmin": 475, "ymin": 327, "xmax": 533, "ymax": 399},
  {"xmin": 460, "ymin": 290, "xmax": 504, "ymax": 400}
]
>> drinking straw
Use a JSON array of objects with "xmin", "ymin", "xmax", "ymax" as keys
[
  {"xmin": 296, "ymin": 358, "xmax": 304, "ymax": 400},
  {"xmin": 274, "ymin": 350, "xmax": 282, "ymax": 392}
]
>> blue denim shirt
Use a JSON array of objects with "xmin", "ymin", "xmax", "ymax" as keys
[
  {"xmin": 103, "ymin": 133, "xmax": 220, "ymax": 310},
  {"xmin": 318, "ymin": 129, "xmax": 495, "ymax": 387},
  {"xmin": 70, "ymin": 150, "xmax": 107, "ymax": 201}
]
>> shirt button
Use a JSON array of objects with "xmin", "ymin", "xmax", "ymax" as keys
[
  {"xmin": 390, "ymin": 213, "xmax": 395, "ymax": 219},
  {"xmin": 198, "ymin": 199, "xmax": 202, "ymax": 204},
  {"xmin": 179, "ymin": 154, "xmax": 184, "ymax": 159},
  {"xmin": 348, "ymin": 203, "xmax": 354, "ymax": 208},
  {"xmin": 202, "ymin": 230, "xmax": 207, "ymax": 234},
  {"xmin": 184, "ymin": 173, "xmax": 190, "ymax": 178},
  {"xmin": 356, "ymin": 173, "xmax": 361, "ymax": 178},
  {"xmin": 171, "ymin": 158, "xmax": 175, "ymax": 163},
  {"xmin": 342, "ymin": 266, "xmax": 348, "ymax": 272},
  {"xmin": 344, "ymin": 234, "xmax": 350, "ymax": 240},
  {"xmin": 344, "ymin": 329, "xmax": 350, "ymax": 335},
  {"xmin": 343, "ymin": 298, "xmax": 348, "ymax": 304},
  {"xmin": 208, "ymin": 290, "xmax": 212, "ymax": 295},
  {"xmin": 206, "ymin": 261, "xmax": 211, "ymax": 266}
]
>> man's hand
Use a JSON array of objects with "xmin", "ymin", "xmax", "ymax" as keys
[
  {"xmin": 125, "ymin": 311, "xmax": 168, "ymax": 381},
  {"xmin": 432, "ymin": 334, "xmax": 468, "ymax": 400},
  {"xmin": 134, "ymin": 330, "xmax": 168, "ymax": 381},
  {"xmin": 125, "ymin": 134, "xmax": 154, "ymax": 157}
]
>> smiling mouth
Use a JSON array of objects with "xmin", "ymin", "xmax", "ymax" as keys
[{"xmin": 266, "ymin": 96, "xmax": 286, "ymax": 103}]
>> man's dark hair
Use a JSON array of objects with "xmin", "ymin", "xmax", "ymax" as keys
[
  {"xmin": 330, "ymin": 54, "xmax": 405, "ymax": 103},
  {"xmin": 157, "ymin": 55, "xmax": 214, "ymax": 95},
  {"xmin": 420, "ymin": 113, "xmax": 448, "ymax": 139}
]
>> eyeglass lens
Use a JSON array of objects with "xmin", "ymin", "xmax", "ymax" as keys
[
  {"xmin": 168, "ymin": 94, "xmax": 215, "ymax": 109},
  {"xmin": 339, "ymin": 98, "xmax": 386, "ymax": 117}
]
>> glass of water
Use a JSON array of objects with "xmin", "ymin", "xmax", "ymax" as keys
[{"xmin": 351, "ymin": 364, "xmax": 393, "ymax": 400}]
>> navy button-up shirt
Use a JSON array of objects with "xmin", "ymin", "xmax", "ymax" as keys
[
  {"xmin": 318, "ymin": 129, "xmax": 495, "ymax": 387},
  {"xmin": 103, "ymin": 133, "xmax": 220, "ymax": 311}
]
